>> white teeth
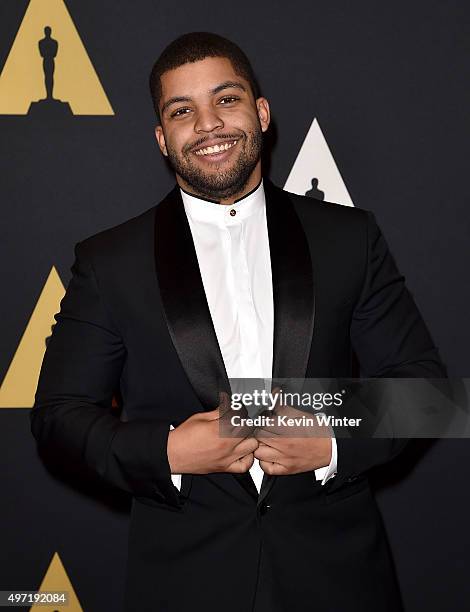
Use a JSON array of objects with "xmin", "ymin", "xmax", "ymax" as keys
[{"xmin": 195, "ymin": 140, "xmax": 238, "ymax": 156}]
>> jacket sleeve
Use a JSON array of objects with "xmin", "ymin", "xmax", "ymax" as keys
[
  {"xmin": 329, "ymin": 211, "xmax": 448, "ymax": 492},
  {"xmin": 30, "ymin": 241, "xmax": 180, "ymax": 508}
]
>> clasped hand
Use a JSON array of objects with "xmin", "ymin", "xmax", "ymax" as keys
[{"xmin": 167, "ymin": 391, "xmax": 332, "ymax": 476}]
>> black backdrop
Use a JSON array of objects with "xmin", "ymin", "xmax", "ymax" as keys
[{"xmin": 1, "ymin": 1, "xmax": 469, "ymax": 610}]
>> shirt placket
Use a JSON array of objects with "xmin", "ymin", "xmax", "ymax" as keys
[{"xmin": 227, "ymin": 216, "xmax": 264, "ymax": 380}]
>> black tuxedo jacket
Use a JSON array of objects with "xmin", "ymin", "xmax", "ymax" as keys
[{"xmin": 31, "ymin": 178, "xmax": 446, "ymax": 612}]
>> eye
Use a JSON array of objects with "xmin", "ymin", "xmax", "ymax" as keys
[
  {"xmin": 171, "ymin": 107, "xmax": 191, "ymax": 118},
  {"xmin": 219, "ymin": 95, "xmax": 239, "ymax": 105}
]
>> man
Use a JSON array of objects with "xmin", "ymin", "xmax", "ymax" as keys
[{"xmin": 31, "ymin": 32, "xmax": 446, "ymax": 612}]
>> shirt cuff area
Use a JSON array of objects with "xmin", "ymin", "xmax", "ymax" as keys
[
  {"xmin": 169, "ymin": 425, "xmax": 182, "ymax": 491},
  {"xmin": 314, "ymin": 436, "xmax": 338, "ymax": 485}
]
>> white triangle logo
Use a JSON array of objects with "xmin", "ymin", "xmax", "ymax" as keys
[{"xmin": 284, "ymin": 118, "xmax": 354, "ymax": 207}]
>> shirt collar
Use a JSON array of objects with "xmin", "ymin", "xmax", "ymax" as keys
[{"xmin": 180, "ymin": 178, "xmax": 265, "ymax": 226}]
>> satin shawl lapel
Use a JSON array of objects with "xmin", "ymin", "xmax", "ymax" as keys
[
  {"xmin": 257, "ymin": 179, "xmax": 316, "ymax": 505},
  {"xmin": 154, "ymin": 186, "xmax": 258, "ymax": 500}
]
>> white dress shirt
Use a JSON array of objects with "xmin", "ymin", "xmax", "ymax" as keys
[{"xmin": 171, "ymin": 178, "xmax": 337, "ymax": 493}]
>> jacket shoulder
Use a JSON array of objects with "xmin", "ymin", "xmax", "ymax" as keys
[
  {"xmin": 277, "ymin": 187, "xmax": 374, "ymax": 247},
  {"xmin": 283, "ymin": 187, "xmax": 369, "ymax": 225},
  {"xmin": 77, "ymin": 204, "xmax": 157, "ymax": 262}
]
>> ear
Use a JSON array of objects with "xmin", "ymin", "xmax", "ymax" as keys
[
  {"xmin": 256, "ymin": 97, "xmax": 270, "ymax": 133},
  {"xmin": 155, "ymin": 125, "xmax": 168, "ymax": 157}
]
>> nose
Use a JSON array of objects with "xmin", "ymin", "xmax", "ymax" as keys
[{"xmin": 194, "ymin": 105, "xmax": 224, "ymax": 134}]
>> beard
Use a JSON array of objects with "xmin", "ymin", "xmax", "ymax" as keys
[{"xmin": 165, "ymin": 125, "xmax": 263, "ymax": 201}]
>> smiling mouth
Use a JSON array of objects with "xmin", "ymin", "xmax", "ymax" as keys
[{"xmin": 193, "ymin": 139, "xmax": 239, "ymax": 156}]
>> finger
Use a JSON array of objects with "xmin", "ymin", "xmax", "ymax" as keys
[
  {"xmin": 220, "ymin": 401, "xmax": 256, "ymax": 438},
  {"xmin": 227, "ymin": 453, "xmax": 254, "ymax": 473},
  {"xmin": 254, "ymin": 424, "xmax": 282, "ymax": 438},
  {"xmin": 233, "ymin": 419, "xmax": 257, "ymax": 439},
  {"xmin": 254, "ymin": 444, "xmax": 283, "ymax": 463},
  {"xmin": 259, "ymin": 460, "xmax": 289, "ymax": 476},
  {"xmin": 232, "ymin": 436, "xmax": 259, "ymax": 456},
  {"xmin": 200, "ymin": 407, "xmax": 224, "ymax": 421}
]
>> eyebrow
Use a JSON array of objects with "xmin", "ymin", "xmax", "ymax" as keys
[{"xmin": 160, "ymin": 81, "xmax": 247, "ymax": 115}]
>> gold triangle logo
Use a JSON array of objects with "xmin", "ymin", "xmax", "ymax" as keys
[
  {"xmin": 30, "ymin": 551, "xmax": 84, "ymax": 611},
  {"xmin": 0, "ymin": 266, "xmax": 65, "ymax": 408},
  {"xmin": 0, "ymin": 0, "xmax": 114, "ymax": 115}
]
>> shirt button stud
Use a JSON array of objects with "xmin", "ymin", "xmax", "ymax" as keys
[{"xmin": 229, "ymin": 209, "xmax": 236, "ymax": 217}]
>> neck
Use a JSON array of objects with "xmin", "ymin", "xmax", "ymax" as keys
[{"xmin": 176, "ymin": 161, "xmax": 262, "ymax": 205}]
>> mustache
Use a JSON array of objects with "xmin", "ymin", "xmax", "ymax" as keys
[{"xmin": 185, "ymin": 133, "xmax": 244, "ymax": 152}]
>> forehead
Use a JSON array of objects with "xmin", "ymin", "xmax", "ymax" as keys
[{"xmin": 160, "ymin": 56, "xmax": 247, "ymax": 100}]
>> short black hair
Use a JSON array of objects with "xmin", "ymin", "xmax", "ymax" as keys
[{"xmin": 149, "ymin": 32, "xmax": 260, "ymax": 122}]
